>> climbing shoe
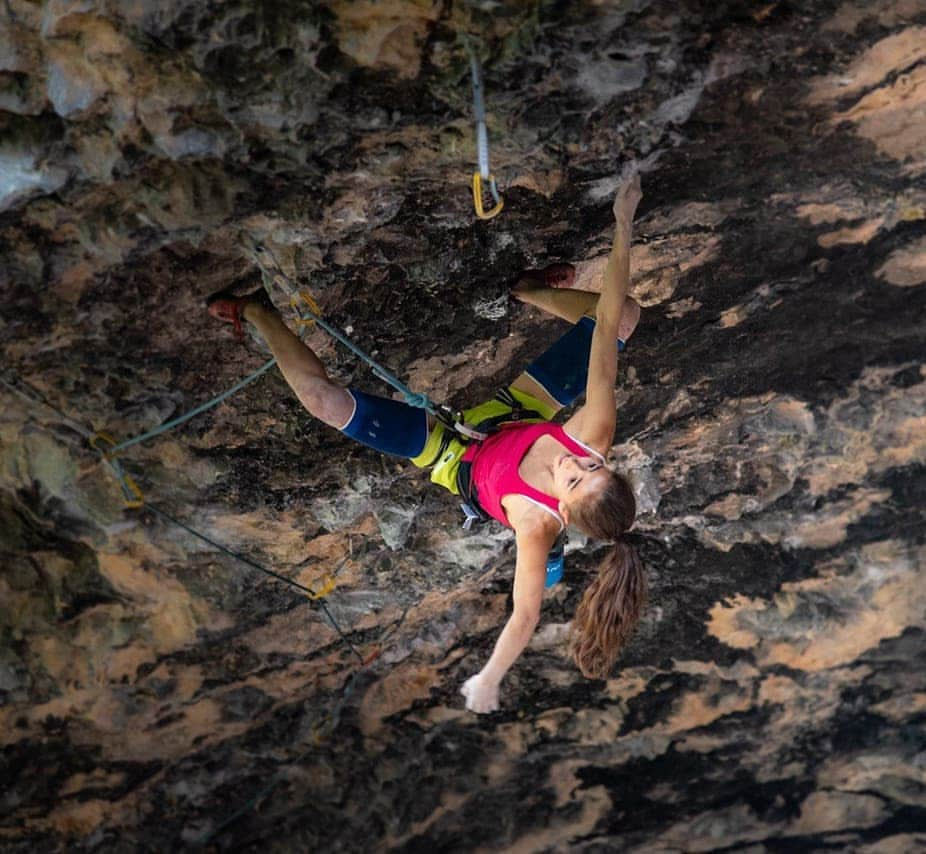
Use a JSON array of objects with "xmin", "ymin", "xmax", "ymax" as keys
[
  {"xmin": 520, "ymin": 262, "xmax": 576, "ymax": 289},
  {"xmin": 206, "ymin": 288, "xmax": 270, "ymax": 341}
]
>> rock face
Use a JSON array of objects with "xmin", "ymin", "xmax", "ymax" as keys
[{"xmin": 1, "ymin": 0, "xmax": 925, "ymax": 851}]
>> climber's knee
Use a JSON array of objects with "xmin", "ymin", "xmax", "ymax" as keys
[
  {"xmin": 522, "ymin": 316, "xmax": 596, "ymax": 406},
  {"xmin": 294, "ymin": 376, "xmax": 354, "ymax": 428}
]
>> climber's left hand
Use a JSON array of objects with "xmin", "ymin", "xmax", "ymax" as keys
[{"xmin": 461, "ymin": 672, "xmax": 500, "ymax": 714}]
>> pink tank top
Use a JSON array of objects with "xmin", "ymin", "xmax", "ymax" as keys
[{"xmin": 462, "ymin": 422, "xmax": 605, "ymax": 529}]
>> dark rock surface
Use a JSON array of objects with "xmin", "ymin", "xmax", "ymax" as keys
[{"xmin": 2, "ymin": 0, "xmax": 925, "ymax": 850}]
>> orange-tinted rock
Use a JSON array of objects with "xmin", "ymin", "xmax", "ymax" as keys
[{"xmin": 1, "ymin": 4, "xmax": 924, "ymax": 852}]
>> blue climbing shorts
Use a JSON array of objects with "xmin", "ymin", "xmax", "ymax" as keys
[
  {"xmin": 339, "ymin": 388, "xmax": 430, "ymax": 458},
  {"xmin": 338, "ymin": 315, "xmax": 609, "ymax": 474},
  {"xmin": 522, "ymin": 315, "xmax": 624, "ymax": 406}
]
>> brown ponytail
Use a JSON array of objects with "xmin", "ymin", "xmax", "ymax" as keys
[{"xmin": 568, "ymin": 472, "xmax": 646, "ymax": 679}]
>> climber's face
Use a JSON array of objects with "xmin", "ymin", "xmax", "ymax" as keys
[{"xmin": 553, "ymin": 454, "xmax": 609, "ymax": 519}]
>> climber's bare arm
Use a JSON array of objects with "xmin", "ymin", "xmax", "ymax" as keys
[
  {"xmin": 461, "ymin": 519, "xmax": 552, "ymax": 713},
  {"xmin": 565, "ymin": 173, "xmax": 642, "ymax": 453}
]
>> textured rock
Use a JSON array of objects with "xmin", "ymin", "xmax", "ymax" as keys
[{"xmin": 1, "ymin": 0, "xmax": 925, "ymax": 851}]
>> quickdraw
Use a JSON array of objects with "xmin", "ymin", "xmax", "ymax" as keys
[
  {"xmin": 306, "ymin": 574, "xmax": 337, "ymax": 600},
  {"xmin": 291, "ymin": 290, "xmax": 321, "ymax": 327},
  {"xmin": 90, "ymin": 431, "xmax": 146, "ymax": 508},
  {"xmin": 467, "ymin": 43, "xmax": 504, "ymax": 220}
]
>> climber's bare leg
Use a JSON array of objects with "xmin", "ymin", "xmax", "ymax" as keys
[
  {"xmin": 509, "ymin": 278, "xmax": 642, "ymax": 414},
  {"xmin": 512, "ymin": 281, "xmax": 599, "ymax": 323},
  {"xmin": 509, "ymin": 372, "xmax": 563, "ymax": 414},
  {"xmin": 243, "ymin": 303, "xmax": 354, "ymax": 428},
  {"xmin": 512, "ymin": 282, "xmax": 642, "ymax": 344}
]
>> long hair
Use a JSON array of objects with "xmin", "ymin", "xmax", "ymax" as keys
[{"xmin": 568, "ymin": 471, "xmax": 646, "ymax": 679}]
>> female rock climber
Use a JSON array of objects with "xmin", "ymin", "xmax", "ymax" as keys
[{"xmin": 207, "ymin": 173, "xmax": 645, "ymax": 714}]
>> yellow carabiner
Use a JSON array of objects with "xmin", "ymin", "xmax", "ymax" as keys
[
  {"xmin": 118, "ymin": 472, "xmax": 146, "ymax": 509},
  {"xmin": 307, "ymin": 574, "xmax": 336, "ymax": 601},
  {"xmin": 93, "ymin": 434, "xmax": 144, "ymax": 508},
  {"xmin": 472, "ymin": 172, "xmax": 504, "ymax": 220},
  {"xmin": 291, "ymin": 290, "xmax": 322, "ymax": 327},
  {"xmin": 89, "ymin": 430, "xmax": 118, "ymax": 459}
]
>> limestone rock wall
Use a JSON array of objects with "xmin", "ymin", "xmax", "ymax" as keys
[{"xmin": 1, "ymin": 0, "xmax": 925, "ymax": 851}]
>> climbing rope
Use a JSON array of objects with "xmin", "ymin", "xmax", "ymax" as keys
[
  {"xmin": 4, "ymin": 369, "xmax": 404, "ymax": 849},
  {"xmin": 251, "ymin": 242, "xmax": 432, "ymax": 407},
  {"xmin": 246, "ymin": 240, "xmax": 489, "ymax": 441},
  {"xmin": 90, "ymin": 432, "xmax": 147, "ymax": 508},
  {"xmin": 103, "ymin": 359, "xmax": 277, "ymax": 456},
  {"xmin": 1, "ymin": 374, "xmax": 96, "ymax": 441},
  {"xmin": 145, "ymin": 502, "xmax": 352, "ymax": 653},
  {"xmin": 465, "ymin": 39, "xmax": 504, "ymax": 221},
  {"xmin": 1, "ymin": 371, "xmax": 354, "ymax": 650},
  {"xmin": 2, "ymin": 375, "xmax": 150, "ymax": 509},
  {"xmin": 4, "ymin": 208, "xmax": 499, "ymax": 836},
  {"xmin": 3, "ymin": 359, "xmax": 278, "ymax": 459}
]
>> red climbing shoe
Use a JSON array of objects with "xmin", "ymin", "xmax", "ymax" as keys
[
  {"xmin": 206, "ymin": 289, "xmax": 266, "ymax": 341},
  {"xmin": 518, "ymin": 262, "xmax": 576, "ymax": 289}
]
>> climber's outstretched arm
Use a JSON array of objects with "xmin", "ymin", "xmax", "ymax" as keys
[
  {"xmin": 564, "ymin": 172, "xmax": 641, "ymax": 454},
  {"xmin": 460, "ymin": 523, "xmax": 551, "ymax": 713}
]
